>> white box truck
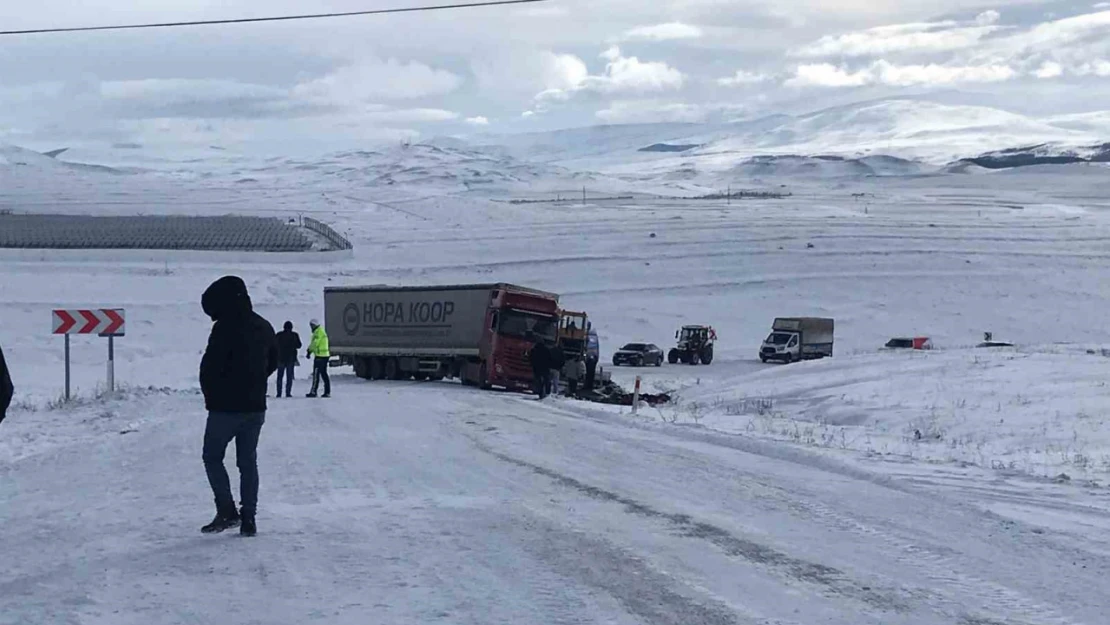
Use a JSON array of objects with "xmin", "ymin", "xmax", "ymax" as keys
[{"xmin": 760, "ymin": 317, "xmax": 834, "ymax": 363}]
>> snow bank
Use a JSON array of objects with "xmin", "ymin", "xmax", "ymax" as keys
[{"xmin": 678, "ymin": 347, "xmax": 1110, "ymax": 480}]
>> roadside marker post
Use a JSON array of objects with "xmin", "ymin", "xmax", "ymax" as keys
[
  {"xmin": 632, "ymin": 375, "xmax": 641, "ymax": 414},
  {"xmin": 52, "ymin": 309, "xmax": 126, "ymax": 400}
]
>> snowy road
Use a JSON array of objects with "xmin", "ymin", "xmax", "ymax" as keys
[{"xmin": 2, "ymin": 376, "xmax": 1106, "ymax": 625}]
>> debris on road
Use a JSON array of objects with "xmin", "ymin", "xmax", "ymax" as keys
[{"xmin": 577, "ymin": 377, "xmax": 672, "ymax": 407}]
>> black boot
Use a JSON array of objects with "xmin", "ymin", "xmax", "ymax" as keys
[
  {"xmin": 201, "ymin": 510, "xmax": 241, "ymax": 534},
  {"xmin": 240, "ymin": 514, "xmax": 257, "ymax": 537}
]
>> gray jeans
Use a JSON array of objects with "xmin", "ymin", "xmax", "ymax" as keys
[{"xmin": 203, "ymin": 411, "xmax": 265, "ymax": 517}]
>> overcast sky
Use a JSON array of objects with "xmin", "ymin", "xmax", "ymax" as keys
[{"xmin": 1, "ymin": 0, "xmax": 1108, "ymax": 155}]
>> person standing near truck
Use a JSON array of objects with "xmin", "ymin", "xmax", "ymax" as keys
[
  {"xmin": 528, "ymin": 333, "xmax": 551, "ymax": 399},
  {"xmin": 199, "ymin": 276, "xmax": 278, "ymax": 537},
  {"xmin": 548, "ymin": 343, "xmax": 565, "ymax": 396},
  {"xmin": 563, "ymin": 354, "xmax": 585, "ymax": 397},
  {"xmin": 306, "ymin": 319, "xmax": 331, "ymax": 398},
  {"xmin": 274, "ymin": 321, "xmax": 301, "ymax": 398}
]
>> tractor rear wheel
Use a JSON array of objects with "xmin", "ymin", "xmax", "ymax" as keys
[
  {"xmin": 700, "ymin": 346, "xmax": 714, "ymax": 365},
  {"xmin": 668, "ymin": 349, "xmax": 680, "ymax": 364}
]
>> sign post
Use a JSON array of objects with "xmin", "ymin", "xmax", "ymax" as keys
[
  {"xmin": 52, "ymin": 308, "xmax": 126, "ymax": 401},
  {"xmin": 65, "ymin": 334, "xmax": 71, "ymax": 401},
  {"xmin": 106, "ymin": 334, "xmax": 115, "ymax": 394}
]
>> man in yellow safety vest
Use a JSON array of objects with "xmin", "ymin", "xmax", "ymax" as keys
[{"xmin": 305, "ymin": 319, "xmax": 331, "ymax": 398}]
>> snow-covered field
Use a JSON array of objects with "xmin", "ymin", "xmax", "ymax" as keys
[{"xmin": 3, "ymin": 107, "xmax": 1110, "ymax": 622}]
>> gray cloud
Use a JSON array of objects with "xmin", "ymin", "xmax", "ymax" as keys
[{"xmin": 0, "ymin": 0, "xmax": 1107, "ymax": 154}]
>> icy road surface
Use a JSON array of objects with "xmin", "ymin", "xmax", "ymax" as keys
[{"xmin": 1, "ymin": 377, "xmax": 1106, "ymax": 625}]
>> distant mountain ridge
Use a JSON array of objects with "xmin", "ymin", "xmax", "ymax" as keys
[
  {"xmin": 439, "ymin": 98, "xmax": 1110, "ymax": 173},
  {"xmin": 4, "ymin": 98, "xmax": 1108, "ymax": 186}
]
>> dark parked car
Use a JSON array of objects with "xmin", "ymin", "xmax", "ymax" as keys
[{"xmin": 612, "ymin": 343, "xmax": 664, "ymax": 367}]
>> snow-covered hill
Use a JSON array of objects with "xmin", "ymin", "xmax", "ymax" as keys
[
  {"xmin": 701, "ymin": 100, "xmax": 1095, "ymax": 164},
  {"xmin": 955, "ymin": 142, "xmax": 1110, "ymax": 169},
  {"xmin": 444, "ymin": 99, "xmax": 1110, "ymax": 173}
]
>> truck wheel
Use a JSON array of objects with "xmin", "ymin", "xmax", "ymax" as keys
[
  {"xmin": 668, "ymin": 350, "xmax": 679, "ymax": 364},
  {"xmin": 384, "ymin": 358, "xmax": 401, "ymax": 380},
  {"xmin": 353, "ymin": 357, "xmax": 370, "ymax": 379},
  {"xmin": 368, "ymin": 357, "xmax": 385, "ymax": 380},
  {"xmin": 784, "ymin": 353, "xmax": 793, "ymax": 364}
]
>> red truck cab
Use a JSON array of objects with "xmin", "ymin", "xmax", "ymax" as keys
[{"xmin": 462, "ymin": 285, "xmax": 559, "ymax": 391}]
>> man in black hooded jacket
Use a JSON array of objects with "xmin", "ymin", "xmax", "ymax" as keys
[{"xmin": 199, "ymin": 276, "xmax": 278, "ymax": 536}]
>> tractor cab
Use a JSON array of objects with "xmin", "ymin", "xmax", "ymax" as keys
[{"xmin": 669, "ymin": 325, "xmax": 716, "ymax": 365}]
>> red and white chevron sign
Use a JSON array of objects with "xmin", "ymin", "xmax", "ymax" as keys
[{"xmin": 52, "ymin": 309, "xmax": 126, "ymax": 335}]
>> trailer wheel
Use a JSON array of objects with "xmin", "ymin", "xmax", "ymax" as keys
[
  {"xmin": 368, "ymin": 357, "xmax": 385, "ymax": 380},
  {"xmin": 384, "ymin": 358, "xmax": 401, "ymax": 380},
  {"xmin": 478, "ymin": 363, "xmax": 492, "ymax": 390},
  {"xmin": 353, "ymin": 357, "xmax": 370, "ymax": 379}
]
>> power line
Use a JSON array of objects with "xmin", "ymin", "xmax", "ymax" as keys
[{"xmin": 0, "ymin": 0, "xmax": 550, "ymax": 36}]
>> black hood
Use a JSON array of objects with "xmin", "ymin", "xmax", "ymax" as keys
[
  {"xmin": 283, "ymin": 321, "xmax": 293, "ymax": 331},
  {"xmin": 202, "ymin": 275, "xmax": 253, "ymax": 321}
]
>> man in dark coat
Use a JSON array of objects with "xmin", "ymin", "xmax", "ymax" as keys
[
  {"xmin": 528, "ymin": 334, "xmax": 551, "ymax": 400},
  {"xmin": 548, "ymin": 343, "xmax": 566, "ymax": 396},
  {"xmin": 274, "ymin": 321, "xmax": 301, "ymax": 398},
  {"xmin": 199, "ymin": 276, "xmax": 278, "ymax": 537},
  {"xmin": 0, "ymin": 343, "xmax": 13, "ymax": 425}
]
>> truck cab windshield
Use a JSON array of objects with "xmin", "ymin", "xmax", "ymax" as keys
[
  {"xmin": 767, "ymin": 332, "xmax": 793, "ymax": 345},
  {"xmin": 498, "ymin": 310, "xmax": 557, "ymax": 342}
]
